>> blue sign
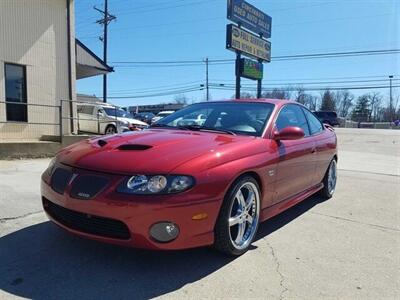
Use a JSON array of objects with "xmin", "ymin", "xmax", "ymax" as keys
[{"xmin": 227, "ymin": 0, "xmax": 272, "ymax": 38}]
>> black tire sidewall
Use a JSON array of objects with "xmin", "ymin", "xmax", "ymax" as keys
[
  {"xmin": 105, "ymin": 125, "xmax": 117, "ymax": 134},
  {"xmin": 214, "ymin": 175, "xmax": 261, "ymax": 256}
]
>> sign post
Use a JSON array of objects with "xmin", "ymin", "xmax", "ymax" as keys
[
  {"xmin": 235, "ymin": 52, "xmax": 241, "ymax": 99},
  {"xmin": 226, "ymin": 0, "xmax": 271, "ymax": 99}
]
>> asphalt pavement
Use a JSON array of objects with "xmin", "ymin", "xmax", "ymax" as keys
[{"xmin": 0, "ymin": 128, "xmax": 399, "ymax": 299}]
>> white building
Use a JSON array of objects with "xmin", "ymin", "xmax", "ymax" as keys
[{"xmin": 0, "ymin": 0, "xmax": 111, "ymax": 140}]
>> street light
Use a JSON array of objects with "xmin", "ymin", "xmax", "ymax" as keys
[{"xmin": 389, "ymin": 75, "xmax": 394, "ymax": 122}]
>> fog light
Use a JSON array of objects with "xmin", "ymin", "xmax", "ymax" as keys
[{"xmin": 150, "ymin": 222, "xmax": 179, "ymax": 243}]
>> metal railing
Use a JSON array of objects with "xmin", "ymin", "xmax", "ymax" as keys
[{"xmin": 0, "ymin": 100, "xmax": 62, "ymax": 140}]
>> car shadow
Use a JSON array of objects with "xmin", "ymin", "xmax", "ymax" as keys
[{"xmin": 0, "ymin": 195, "xmax": 326, "ymax": 299}]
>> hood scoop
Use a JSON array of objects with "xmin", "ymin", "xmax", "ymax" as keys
[
  {"xmin": 97, "ymin": 140, "xmax": 108, "ymax": 147},
  {"xmin": 117, "ymin": 144, "xmax": 152, "ymax": 151}
]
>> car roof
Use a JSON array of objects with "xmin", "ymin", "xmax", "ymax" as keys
[{"xmin": 201, "ymin": 98, "xmax": 297, "ymax": 107}]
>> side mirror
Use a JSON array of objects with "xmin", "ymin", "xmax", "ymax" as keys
[{"xmin": 273, "ymin": 126, "xmax": 305, "ymax": 141}]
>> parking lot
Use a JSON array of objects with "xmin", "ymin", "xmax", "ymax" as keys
[{"xmin": 0, "ymin": 128, "xmax": 399, "ymax": 299}]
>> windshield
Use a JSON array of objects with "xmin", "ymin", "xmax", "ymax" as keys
[
  {"xmin": 103, "ymin": 107, "xmax": 129, "ymax": 118},
  {"xmin": 154, "ymin": 102, "xmax": 274, "ymax": 137}
]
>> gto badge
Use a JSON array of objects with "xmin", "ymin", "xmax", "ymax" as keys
[{"xmin": 77, "ymin": 192, "xmax": 90, "ymax": 198}]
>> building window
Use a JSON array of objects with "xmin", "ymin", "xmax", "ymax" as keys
[{"xmin": 5, "ymin": 63, "xmax": 27, "ymax": 122}]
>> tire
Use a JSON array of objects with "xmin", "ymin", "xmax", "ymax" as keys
[
  {"xmin": 319, "ymin": 159, "xmax": 337, "ymax": 199},
  {"xmin": 214, "ymin": 176, "xmax": 261, "ymax": 256},
  {"xmin": 105, "ymin": 125, "xmax": 117, "ymax": 135}
]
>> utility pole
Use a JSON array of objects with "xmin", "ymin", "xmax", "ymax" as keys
[
  {"xmin": 389, "ymin": 75, "xmax": 394, "ymax": 122},
  {"xmin": 205, "ymin": 57, "xmax": 209, "ymax": 101},
  {"xmin": 95, "ymin": 0, "xmax": 116, "ymax": 103}
]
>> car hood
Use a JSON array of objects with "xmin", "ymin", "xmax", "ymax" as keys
[
  {"xmin": 58, "ymin": 129, "xmax": 266, "ymax": 175},
  {"xmin": 117, "ymin": 117, "xmax": 147, "ymax": 126}
]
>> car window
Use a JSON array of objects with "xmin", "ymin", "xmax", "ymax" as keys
[
  {"xmin": 77, "ymin": 105, "xmax": 95, "ymax": 115},
  {"xmin": 103, "ymin": 107, "xmax": 129, "ymax": 118},
  {"xmin": 275, "ymin": 105, "xmax": 310, "ymax": 137},
  {"xmin": 303, "ymin": 108, "xmax": 324, "ymax": 135},
  {"xmin": 157, "ymin": 102, "xmax": 274, "ymax": 137}
]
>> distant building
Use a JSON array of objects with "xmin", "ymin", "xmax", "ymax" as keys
[
  {"xmin": 127, "ymin": 103, "xmax": 185, "ymax": 114},
  {"xmin": 0, "ymin": 0, "xmax": 112, "ymax": 140}
]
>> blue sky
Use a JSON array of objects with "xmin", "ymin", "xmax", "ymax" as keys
[{"xmin": 75, "ymin": 0, "xmax": 399, "ymax": 107}]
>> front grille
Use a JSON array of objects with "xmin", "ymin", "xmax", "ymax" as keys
[
  {"xmin": 51, "ymin": 168, "xmax": 73, "ymax": 194},
  {"xmin": 70, "ymin": 175, "xmax": 109, "ymax": 200},
  {"xmin": 43, "ymin": 198, "xmax": 131, "ymax": 240}
]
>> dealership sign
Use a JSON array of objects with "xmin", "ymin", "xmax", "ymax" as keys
[
  {"xmin": 226, "ymin": 24, "xmax": 271, "ymax": 62},
  {"xmin": 227, "ymin": 0, "xmax": 272, "ymax": 38},
  {"xmin": 240, "ymin": 58, "xmax": 263, "ymax": 80}
]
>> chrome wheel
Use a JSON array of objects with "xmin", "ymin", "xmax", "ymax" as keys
[
  {"xmin": 327, "ymin": 159, "xmax": 337, "ymax": 195},
  {"xmin": 228, "ymin": 182, "xmax": 260, "ymax": 250}
]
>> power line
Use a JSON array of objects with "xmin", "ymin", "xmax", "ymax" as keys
[
  {"xmin": 210, "ymin": 75, "xmax": 400, "ymax": 82},
  {"xmin": 107, "ymin": 87, "xmax": 205, "ymax": 99},
  {"xmin": 211, "ymin": 79, "xmax": 400, "ymax": 87},
  {"xmin": 109, "ymin": 49, "xmax": 400, "ymax": 67},
  {"xmin": 211, "ymin": 85, "xmax": 400, "ymax": 93}
]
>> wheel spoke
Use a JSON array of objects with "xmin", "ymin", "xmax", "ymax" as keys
[
  {"xmin": 245, "ymin": 190, "xmax": 255, "ymax": 211},
  {"xmin": 235, "ymin": 222, "xmax": 246, "ymax": 244},
  {"xmin": 245, "ymin": 214, "xmax": 253, "ymax": 224},
  {"xmin": 236, "ymin": 189, "xmax": 246, "ymax": 210},
  {"xmin": 229, "ymin": 214, "xmax": 241, "ymax": 226}
]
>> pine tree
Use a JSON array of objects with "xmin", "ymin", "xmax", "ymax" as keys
[
  {"xmin": 351, "ymin": 95, "xmax": 370, "ymax": 121},
  {"xmin": 320, "ymin": 90, "xmax": 336, "ymax": 111}
]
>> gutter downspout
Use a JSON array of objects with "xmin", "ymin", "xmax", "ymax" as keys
[{"xmin": 66, "ymin": 0, "xmax": 74, "ymax": 133}]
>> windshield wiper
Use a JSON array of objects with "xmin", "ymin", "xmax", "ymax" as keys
[
  {"xmin": 150, "ymin": 124, "xmax": 190, "ymax": 130},
  {"xmin": 178, "ymin": 125, "xmax": 236, "ymax": 135}
]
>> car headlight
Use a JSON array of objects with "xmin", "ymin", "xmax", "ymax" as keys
[
  {"xmin": 118, "ymin": 120, "xmax": 129, "ymax": 126},
  {"xmin": 117, "ymin": 175, "xmax": 195, "ymax": 195},
  {"xmin": 46, "ymin": 157, "xmax": 57, "ymax": 176}
]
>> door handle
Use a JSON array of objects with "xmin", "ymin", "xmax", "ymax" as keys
[{"xmin": 311, "ymin": 147, "xmax": 317, "ymax": 154}]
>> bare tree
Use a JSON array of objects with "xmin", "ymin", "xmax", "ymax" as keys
[
  {"xmin": 174, "ymin": 94, "xmax": 189, "ymax": 105},
  {"xmin": 367, "ymin": 92, "xmax": 382, "ymax": 121},
  {"xmin": 262, "ymin": 87, "xmax": 291, "ymax": 99},
  {"xmin": 293, "ymin": 86, "xmax": 317, "ymax": 110},
  {"xmin": 335, "ymin": 90, "xmax": 354, "ymax": 118}
]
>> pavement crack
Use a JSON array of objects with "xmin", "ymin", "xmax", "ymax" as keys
[
  {"xmin": 0, "ymin": 210, "xmax": 43, "ymax": 223},
  {"xmin": 309, "ymin": 212, "xmax": 400, "ymax": 232},
  {"xmin": 266, "ymin": 241, "xmax": 288, "ymax": 300}
]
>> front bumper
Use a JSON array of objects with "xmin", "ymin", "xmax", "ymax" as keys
[{"xmin": 41, "ymin": 166, "xmax": 221, "ymax": 250}]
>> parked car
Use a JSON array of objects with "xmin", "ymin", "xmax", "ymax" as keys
[
  {"xmin": 177, "ymin": 113, "xmax": 206, "ymax": 126},
  {"xmin": 77, "ymin": 103, "xmax": 148, "ymax": 134},
  {"xmin": 151, "ymin": 110, "xmax": 175, "ymax": 123},
  {"xmin": 42, "ymin": 99, "xmax": 337, "ymax": 256},
  {"xmin": 313, "ymin": 111, "xmax": 340, "ymax": 126},
  {"xmin": 134, "ymin": 112, "xmax": 156, "ymax": 124}
]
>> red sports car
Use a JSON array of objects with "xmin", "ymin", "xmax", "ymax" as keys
[{"xmin": 41, "ymin": 99, "xmax": 337, "ymax": 255}]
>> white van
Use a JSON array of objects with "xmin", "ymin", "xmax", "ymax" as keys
[{"xmin": 77, "ymin": 103, "xmax": 148, "ymax": 135}]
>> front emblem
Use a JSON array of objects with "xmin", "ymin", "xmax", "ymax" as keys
[{"xmin": 77, "ymin": 192, "xmax": 90, "ymax": 199}]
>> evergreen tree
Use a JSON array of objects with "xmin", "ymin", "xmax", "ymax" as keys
[
  {"xmin": 351, "ymin": 95, "xmax": 370, "ymax": 121},
  {"xmin": 320, "ymin": 89, "xmax": 336, "ymax": 111}
]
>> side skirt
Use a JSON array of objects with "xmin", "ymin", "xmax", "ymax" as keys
[{"xmin": 260, "ymin": 183, "xmax": 324, "ymax": 222}]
